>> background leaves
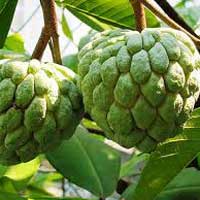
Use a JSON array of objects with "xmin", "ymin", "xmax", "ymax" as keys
[
  {"xmin": 122, "ymin": 108, "xmax": 200, "ymax": 200},
  {"xmin": 47, "ymin": 126, "xmax": 121, "ymax": 198},
  {"xmin": 0, "ymin": 0, "xmax": 18, "ymax": 48},
  {"xmin": 56, "ymin": 0, "xmax": 160, "ymax": 31}
]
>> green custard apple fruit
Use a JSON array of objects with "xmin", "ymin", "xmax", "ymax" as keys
[
  {"xmin": 0, "ymin": 59, "xmax": 83, "ymax": 165},
  {"xmin": 78, "ymin": 30, "xmax": 98, "ymax": 50},
  {"xmin": 78, "ymin": 28, "xmax": 200, "ymax": 152}
]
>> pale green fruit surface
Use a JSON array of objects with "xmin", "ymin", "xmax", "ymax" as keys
[
  {"xmin": 78, "ymin": 28, "xmax": 200, "ymax": 152},
  {"xmin": 0, "ymin": 59, "xmax": 83, "ymax": 165}
]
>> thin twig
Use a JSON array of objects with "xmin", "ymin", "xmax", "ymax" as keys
[
  {"xmin": 47, "ymin": 0, "xmax": 62, "ymax": 64},
  {"xmin": 32, "ymin": 0, "xmax": 62, "ymax": 63},
  {"xmin": 130, "ymin": 0, "xmax": 146, "ymax": 32},
  {"xmin": 62, "ymin": 178, "xmax": 66, "ymax": 197},
  {"xmin": 137, "ymin": 0, "xmax": 200, "ymax": 48},
  {"xmin": 49, "ymin": 38, "xmax": 56, "ymax": 62},
  {"xmin": 32, "ymin": 27, "xmax": 51, "ymax": 60},
  {"xmin": 154, "ymin": 0, "xmax": 200, "ymax": 38},
  {"xmin": 52, "ymin": 32, "xmax": 62, "ymax": 64}
]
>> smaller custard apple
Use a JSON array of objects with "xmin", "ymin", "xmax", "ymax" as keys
[
  {"xmin": 0, "ymin": 49, "xmax": 29, "ymax": 61},
  {"xmin": 78, "ymin": 28, "xmax": 200, "ymax": 152},
  {"xmin": 0, "ymin": 59, "xmax": 83, "ymax": 165}
]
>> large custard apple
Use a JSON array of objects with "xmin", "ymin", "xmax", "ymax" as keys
[
  {"xmin": 0, "ymin": 59, "xmax": 83, "ymax": 165},
  {"xmin": 78, "ymin": 28, "xmax": 200, "ymax": 152}
]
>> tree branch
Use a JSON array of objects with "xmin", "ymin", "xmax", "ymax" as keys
[
  {"xmin": 138, "ymin": 0, "xmax": 200, "ymax": 48},
  {"xmin": 154, "ymin": 0, "xmax": 199, "ymax": 38},
  {"xmin": 49, "ymin": 38, "xmax": 56, "ymax": 62},
  {"xmin": 32, "ymin": 27, "xmax": 51, "ymax": 60},
  {"xmin": 130, "ymin": 0, "xmax": 146, "ymax": 32},
  {"xmin": 32, "ymin": 0, "xmax": 62, "ymax": 64}
]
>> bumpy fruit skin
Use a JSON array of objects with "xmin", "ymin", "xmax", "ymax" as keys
[
  {"xmin": 0, "ymin": 49, "xmax": 29, "ymax": 61},
  {"xmin": 78, "ymin": 30, "xmax": 98, "ymax": 50},
  {"xmin": 78, "ymin": 28, "xmax": 200, "ymax": 152},
  {"xmin": 0, "ymin": 59, "xmax": 83, "ymax": 165}
]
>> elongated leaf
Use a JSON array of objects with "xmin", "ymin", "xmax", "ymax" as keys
[
  {"xmin": 156, "ymin": 168, "xmax": 200, "ymax": 200},
  {"xmin": 67, "ymin": 7, "xmax": 111, "ymax": 31},
  {"xmin": 5, "ymin": 157, "xmax": 40, "ymax": 181},
  {"xmin": 0, "ymin": 0, "xmax": 18, "ymax": 48},
  {"xmin": 61, "ymin": 13, "xmax": 73, "ymax": 41},
  {"xmin": 122, "ymin": 108, "xmax": 200, "ymax": 200},
  {"xmin": 0, "ymin": 0, "xmax": 9, "ymax": 14},
  {"xmin": 46, "ymin": 126, "xmax": 121, "ymax": 198},
  {"xmin": 56, "ymin": 0, "xmax": 160, "ymax": 30}
]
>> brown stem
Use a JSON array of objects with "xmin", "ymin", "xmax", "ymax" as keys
[
  {"xmin": 32, "ymin": 28, "xmax": 51, "ymax": 60},
  {"xmin": 52, "ymin": 32, "xmax": 62, "ymax": 64},
  {"xmin": 138, "ymin": 0, "xmax": 200, "ymax": 48},
  {"xmin": 32, "ymin": 0, "xmax": 62, "ymax": 64},
  {"xmin": 154, "ymin": 0, "xmax": 200, "ymax": 38},
  {"xmin": 49, "ymin": 38, "xmax": 57, "ymax": 62},
  {"xmin": 62, "ymin": 178, "xmax": 66, "ymax": 197},
  {"xmin": 130, "ymin": 0, "xmax": 146, "ymax": 32}
]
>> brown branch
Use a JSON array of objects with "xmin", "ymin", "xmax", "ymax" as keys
[
  {"xmin": 154, "ymin": 0, "xmax": 200, "ymax": 38},
  {"xmin": 32, "ymin": 28, "xmax": 51, "ymax": 60},
  {"xmin": 49, "ymin": 38, "xmax": 56, "ymax": 62},
  {"xmin": 61, "ymin": 178, "xmax": 66, "ymax": 197},
  {"xmin": 32, "ymin": 0, "xmax": 62, "ymax": 64},
  {"xmin": 52, "ymin": 32, "xmax": 62, "ymax": 64},
  {"xmin": 130, "ymin": 0, "xmax": 146, "ymax": 32},
  {"xmin": 138, "ymin": 0, "xmax": 200, "ymax": 48}
]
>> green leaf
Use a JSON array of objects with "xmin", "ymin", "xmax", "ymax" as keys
[
  {"xmin": 122, "ymin": 108, "xmax": 200, "ymax": 200},
  {"xmin": 0, "ymin": 0, "xmax": 9, "ymax": 13},
  {"xmin": 120, "ymin": 153, "xmax": 149, "ymax": 178},
  {"xmin": 56, "ymin": 0, "xmax": 160, "ymax": 30},
  {"xmin": 4, "ymin": 33, "xmax": 26, "ymax": 53},
  {"xmin": 62, "ymin": 54, "xmax": 78, "ymax": 72},
  {"xmin": 0, "ymin": 191, "xmax": 25, "ymax": 200},
  {"xmin": 67, "ymin": 8, "xmax": 111, "ymax": 31},
  {"xmin": 46, "ymin": 125, "xmax": 121, "ymax": 198},
  {"xmin": 61, "ymin": 13, "xmax": 73, "ymax": 41},
  {"xmin": 156, "ymin": 168, "xmax": 200, "ymax": 200},
  {"xmin": 0, "ymin": 0, "xmax": 18, "ymax": 48},
  {"xmin": 81, "ymin": 118, "xmax": 102, "ymax": 133},
  {"xmin": 30, "ymin": 172, "xmax": 62, "ymax": 188},
  {"xmin": 4, "ymin": 157, "xmax": 40, "ymax": 181},
  {"xmin": 0, "ymin": 177, "xmax": 17, "ymax": 193},
  {"xmin": 0, "ymin": 165, "xmax": 8, "ymax": 178}
]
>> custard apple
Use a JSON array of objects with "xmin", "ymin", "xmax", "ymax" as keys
[
  {"xmin": 0, "ymin": 49, "xmax": 29, "ymax": 61},
  {"xmin": 78, "ymin": 28, "xmax": 200, "ymax": 152},
  {"xmin": 78, "ymin": 30, "xmax": 98, "ymax": 50},
  {"xmin": 0, "ymin": 59, "xmax": 83, "ymax": 165}
]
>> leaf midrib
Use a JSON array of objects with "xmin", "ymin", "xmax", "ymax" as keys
[{"xmin": 75, "ymin": 135, "xmax": 104, "ymax": 196}]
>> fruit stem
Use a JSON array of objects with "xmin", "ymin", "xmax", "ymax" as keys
[
  {"xmin": 130, "ymin": 0, "xmax": 147, "ymax": 32},
  {"xmin": 32, "ymin": 0, "xmax": 62, "ymax": 64},
  {"xmin": 137, "ymin": 0, "xmax": 200, "ymax": 48}
]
